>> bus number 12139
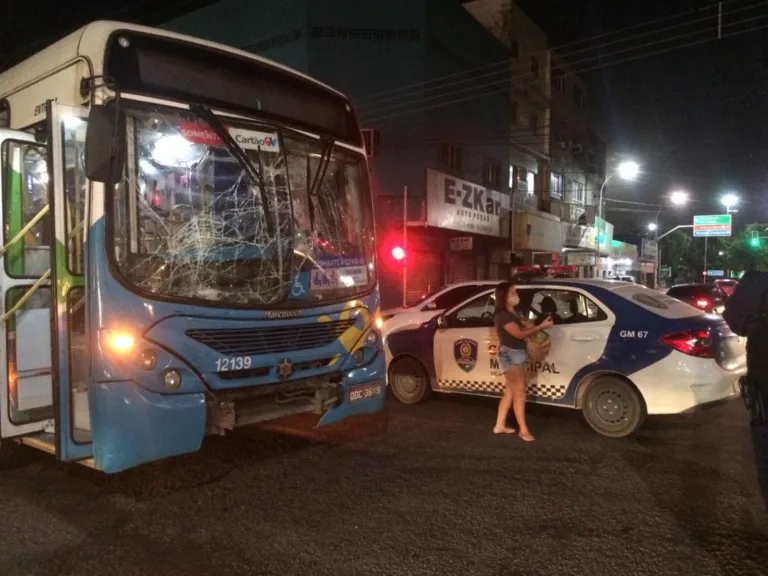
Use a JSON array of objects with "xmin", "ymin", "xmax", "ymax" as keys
[{"xmin": 216, "ymin": 357, "xmax": 253, "ymax": 372}]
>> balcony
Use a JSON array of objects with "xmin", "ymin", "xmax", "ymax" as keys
[{"xmin": 540, "ymin": 199, "xmax": 595, "ymax": 224}]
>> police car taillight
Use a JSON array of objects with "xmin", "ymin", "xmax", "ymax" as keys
[{"xmin": 660, "ymin": 329, "xmax": 713, "ymax": 358}]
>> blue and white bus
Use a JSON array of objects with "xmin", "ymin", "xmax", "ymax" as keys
[{"xmin": 0, "ymin": 21, "xmax": 385, "ymax": 473}]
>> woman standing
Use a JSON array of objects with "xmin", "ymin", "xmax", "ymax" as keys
[{"xmin": 493, "ymin": 282, "xmax": 553, "ymax": 441}]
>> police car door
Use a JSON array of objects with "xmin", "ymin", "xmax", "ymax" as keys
[
  {"xmin": 525, "ymin": 286, "xmax": 613, "ymax": 404},
  {"xmin": 433, "ymin": 290, "xmax": 499, "ymax": 395}
]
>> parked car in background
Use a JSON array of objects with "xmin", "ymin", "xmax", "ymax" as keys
[
  {"xmin": 665, "ymin": 283, "xmax": 728, "ymax": 314},
  {"xmin": 714, "ymin": 278, "xmax": 738, "ymax": 297}
]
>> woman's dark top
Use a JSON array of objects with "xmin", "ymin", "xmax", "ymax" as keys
[{"xmin": 494, "ymin": 309, "xmax": 526, "ymax": 350}]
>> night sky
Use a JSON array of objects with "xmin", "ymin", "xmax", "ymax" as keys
[
  {"xmin": 2, "ymin": 0, "xmax": 767, "ymax": 234},
  {"xmin": 517, "ymin": 0, "xmax": 768, "ymax": 233}
]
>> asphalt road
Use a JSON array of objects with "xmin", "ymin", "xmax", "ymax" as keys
[{"xmin": 1, "ymin": 395, "xmax": 767, "ymax": 576}]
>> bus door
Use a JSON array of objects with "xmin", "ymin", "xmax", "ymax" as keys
[
  {"xmin": 0, "ymin": 132, "xmax": 54, "ymax": 441},
  {"xmin": 46, "ymin": 102, "xmax": 91, "ymax": 462}
]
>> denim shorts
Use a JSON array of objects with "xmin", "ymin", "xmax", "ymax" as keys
[{"xmin": 498, "ymin": 345, "xmax": 528, "ymax": 373}]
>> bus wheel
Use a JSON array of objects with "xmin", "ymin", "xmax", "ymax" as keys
[
  {"xmin": 582, "ymin": 376, "xmax": 645, "ymax": 438},
  {"xmin": 389, "ymin": 357, "xmax": 431, "ymax": 404}
]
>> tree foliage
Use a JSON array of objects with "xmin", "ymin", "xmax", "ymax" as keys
[{"xmin": 660, "ymin": 223, "xmax": 768, "ymax": 280}]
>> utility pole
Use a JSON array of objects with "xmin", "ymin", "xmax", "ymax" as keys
[{"xmin": 703, "ymin": 236, "xmax": 708, "ymax": 283}]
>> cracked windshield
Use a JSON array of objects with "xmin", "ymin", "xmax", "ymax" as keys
[{"xmin": 111, "ymin": 107, "xmax": 375, "ymax": 306}]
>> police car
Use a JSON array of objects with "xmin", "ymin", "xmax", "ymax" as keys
[{"xmin": 384, "ymin": 279, "xmax": 747, "ymax": 437}]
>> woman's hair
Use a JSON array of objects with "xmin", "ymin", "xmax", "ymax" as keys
[{"xmin": 494, "ymin": 281, "xmax": 514, "ymax": 315}]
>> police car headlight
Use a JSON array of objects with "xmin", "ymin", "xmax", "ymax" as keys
[{"xmin": 365, "ymin": 330, "xmax": 379, "ymax": 346}]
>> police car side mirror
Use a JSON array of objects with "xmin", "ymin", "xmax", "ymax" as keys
[{"xmin": 436, "ymin": 316, "xmax": 448, "ymax": 329}]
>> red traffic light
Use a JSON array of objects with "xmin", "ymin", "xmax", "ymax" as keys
[{"xmin": 391, "ymin": 246, "xmax": 406, "ymax": 261}]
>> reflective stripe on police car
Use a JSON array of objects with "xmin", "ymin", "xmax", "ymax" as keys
[{"xmin": 384, "ymin": 279, "xmax": 746, "ymax": 438}]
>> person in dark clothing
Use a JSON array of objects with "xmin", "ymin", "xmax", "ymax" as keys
[
  {"xmin": 493, "ymin": 282, "xmax": 553, "ymax": 441},
  {"xmin": 722, "ymin": 270, "xmax": 768, "ymax": 510}
]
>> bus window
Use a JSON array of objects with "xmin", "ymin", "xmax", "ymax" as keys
[
  {"xmin": 1, "ymin": 140, "xmax": 50, "ymax": 278},
  {"xmin": 62, "ymin": 117, "xmax": 87, "ymax": 275}
]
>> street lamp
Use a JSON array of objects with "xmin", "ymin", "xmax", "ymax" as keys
[
  {"xmin": 670, "ymin": 190, "xmax": 689, "ymax": 206},
  {"xmin": 653, "ymin": 189, "xmax": 691, "ymax": 289},
  {"xmin": 721, "ymin": 193, "xmax": 739, "ymax": 214},
  {"xmin": 597, "ymin": 160, "xmax": 640, "ymax": 268}
]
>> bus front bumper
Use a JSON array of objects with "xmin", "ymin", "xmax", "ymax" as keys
[{"xmin": 88, "ymin": 353, "xmax": 386, "ymax": 473}]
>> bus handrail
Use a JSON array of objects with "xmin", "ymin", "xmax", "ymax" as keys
[
  {"xmin": 0, "ymin": 204, "xmax": 50, "ymax": 258},
  {"xmin": 1, "ymin": 269, "xmax": 51, "ymax": 323},
  {"xmin": 1, "ymin": 215, "xmax": 86, "ymax": 323}
]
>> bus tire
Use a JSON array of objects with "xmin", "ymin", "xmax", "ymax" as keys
[
  {"xmin": 582, "ymin": 376, "xmax": 646, "ymax": 438},
  {"xmin": 388, "ymin": 356, "xmax": 431, "ymax": 404}
]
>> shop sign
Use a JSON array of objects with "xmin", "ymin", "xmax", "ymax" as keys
[
  {"xmin": 563, "ymin": 223, "xmax": 597, "ymax": 249},
  {"xmin": 565, "ymin": 251, "xmax": 596, "ymax": 266},
  {"xmin": 449, "ymin": 237, "xmax": 473, "ymax": 251},
  {"xmin": 641, "ymin": 239, "xmax": 658, "ymax": 261},
  {"xmin": 426, "ymin": 169, "xmax": 509, "ymax": 237}
]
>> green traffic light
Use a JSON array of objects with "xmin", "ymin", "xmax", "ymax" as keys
[{"xmin": 750, "ymin": 237, "xmax": 760, "ymax": 247}]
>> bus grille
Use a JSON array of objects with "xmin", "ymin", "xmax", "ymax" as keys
[{"xmin": 186, "ymin": 319, "xmax": 356, "ymax": 356}]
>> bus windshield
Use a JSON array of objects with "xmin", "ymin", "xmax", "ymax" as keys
[{"xmin": 110, "ymin": 104, "xmax": 375, "ymax": 306}]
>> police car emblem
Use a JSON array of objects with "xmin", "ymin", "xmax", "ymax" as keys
[
  {"xmin": 454, "ymin": 339, "xmax": 478, "ymax": 373},
  {"xmin": 277, "ymin": 358, "xmax": 293, "ymax": 379}
]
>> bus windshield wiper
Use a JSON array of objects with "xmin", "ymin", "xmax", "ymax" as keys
[
  {"xmin": 190, "ymin": 104, "xmax": 275, "ymax": 236},
  {"xmin": 306, "ymin": 138, "xmax": 334, "ymax": 234}
]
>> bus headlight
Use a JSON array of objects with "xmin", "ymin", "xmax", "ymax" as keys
[
  {"xmin": 365, "ymin": 330, "xmax": 379, "ymax": 346},
  {"xmin": 163, "ymin": 369, "xmax": 182, "ymax": 389},
  {"xmin": 352, "ymin": 349, "xmax": 365, "ymax": 364},
  {"xmin": 139, "ymin": 350, "xmax": 157, "ymax": 370},
  {"xmin": 105, "ymin": 330, "xmax": 135, "ymax": 354}
]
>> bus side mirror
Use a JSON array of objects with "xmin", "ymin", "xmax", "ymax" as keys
[
  {"xmin": 85, "ymin": 104, "xmax": 126, "ymax": 184},
  {"xmin": 436, "ymin": 316, "xmax": 448, "ymax": 329}
]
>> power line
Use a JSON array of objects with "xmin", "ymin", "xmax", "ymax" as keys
[
  {"xmin": 353, "ymin": 0, "xmax": 746, "ymax": 104},
  {"xmin": 361, "ymin": 17, "xmax": 768, "ymax": 124},
  {"xmin": 355, "ymin": 0, "xmax": 764, "ymax": 109}
]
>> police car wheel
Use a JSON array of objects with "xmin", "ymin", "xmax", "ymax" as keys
[
  {"xmin": 388, "ymin": 356, "xmax": 431, "ymax": 404},
  {"xmin": 582, "ymin": 377, "xmax": 645, "ymax": 438}
]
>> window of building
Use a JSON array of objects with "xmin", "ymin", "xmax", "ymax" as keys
[
  {"xmin": 0, "ymin": 100, "xmax": 9, "ymax": 129},
  {"xmin": 572, "ymin": 181, "xmax": 585, "ymax": 204},
  {"xmin": 530, "ymin": 57, "xmax": 540, "ymax": 77},
  {"xmin": 573, "ymin": 86, "xmax": 585, "ymax": 109},
  {"xmin": 483, "ymin": 158, "xmax": 503, "ymax": 189},
  {"xmin": 550, "ymin": 172, "xmax": 563, "ymax": 200},
  {"xmin": 529, "ymin": 113, "xmax": 538, "ymax": 135},
  {"xmin": 362, "ymin": 129, "xmax": 380, "ymax": 158},
  {"xmin": 526, "ymin": 171, "xmax": 535, "ymax": 195},
  {"xmin": 510, "ymin": 40, "xmax": 520, "ymax": 59},
  {"xmin": 551, "ymin": 72, "xmax": 565, "ymax": 94},
  {"xmin": 439, "ymin": 143, "xmax": 463, "ymax": 172}
]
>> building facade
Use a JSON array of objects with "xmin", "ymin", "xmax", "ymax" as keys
[{"xmin": 463, "ymin": 1, "xmax": 611, "ymax": 279}]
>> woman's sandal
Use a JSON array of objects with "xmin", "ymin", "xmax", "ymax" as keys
[
  {"xmin": 493, "ymin": 426, "xmax": 516, "ymax": 434},
  {"xmin": 518, "ymin": 432, "xmax": 535, "ymax": 442}
]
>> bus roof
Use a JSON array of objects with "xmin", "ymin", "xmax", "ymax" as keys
[{"xmin": 0, "ymin": 20, "xmax": 345, "ymax": 101}]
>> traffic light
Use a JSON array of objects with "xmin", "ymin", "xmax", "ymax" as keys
[
  {"xmin": 750, "ymin": 230, "xmax": 760, "ymax": 248},
  {"xmin": 391, "ymin": 246, "xmax": 406, "ymax": 261}
]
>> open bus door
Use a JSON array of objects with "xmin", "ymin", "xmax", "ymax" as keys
[
  {"xmin": 45, "ymin": 101, "xmax": 92, "ymax": 463},
  {"xmin": 0, "ymin": 130, "xmax": 55, "ymax": 456}
]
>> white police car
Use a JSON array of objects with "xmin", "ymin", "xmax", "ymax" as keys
[{"xmin": 384, "ymin": 279, "xmax": 747, "ymax": 437}]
